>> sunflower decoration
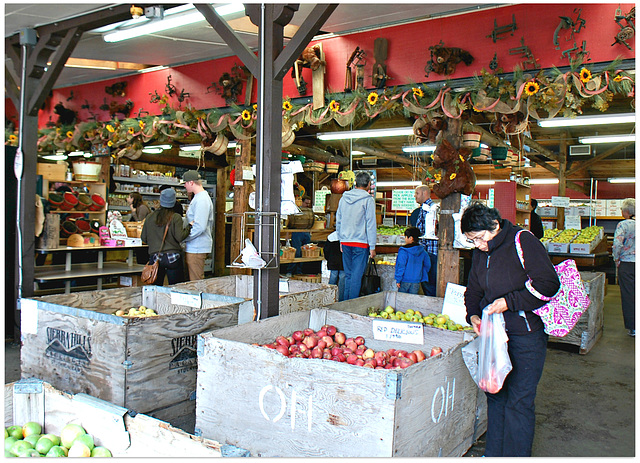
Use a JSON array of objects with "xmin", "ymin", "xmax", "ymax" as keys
[
  {"xmin": 253, "ymin": 103, "xmax": 258, "ymax": 112},
  {"xmin": 329, "ymin": 100, "xmax": 340, "ymax": 112},
  {"xmin": 367, "ymin": 92, "xmax": 379, "ymax": 106},
  {"xmin": 434, "ymin": 173, "xmax": 442, "ymax": 182},
  {"xmin": 524, "ymin": 80, "xmax": 540, "ymax": 96},
  {"xmin": 412, "ymin": 87, "xmax": 424, "ymax": 99},
  {"xmin": 5, "ymin": 132, "xmax": 18, "ymax": 146},
  {"xmin": 283, "ymin": 100, "xmax": 293, "ymax": 112},
  {"xmin": 449, "ymin": 172, "xmax": 457, "ymax": 180},
  {"xmin": 579, "ymin": 68, "xmax": 592, "ymax": 83},
  {"xmin": 241, "ymin": 109, "xmax": 252, "ymax": 121}
]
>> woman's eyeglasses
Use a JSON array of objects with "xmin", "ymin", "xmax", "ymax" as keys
[{"xmin": 465, "ymin": 231, "xmax": 490, "ymax": 245}]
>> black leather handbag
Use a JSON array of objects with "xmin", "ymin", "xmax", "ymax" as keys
[{"xmin": 360, "ymin": 258, "xmax": 382, "ymax": 296}]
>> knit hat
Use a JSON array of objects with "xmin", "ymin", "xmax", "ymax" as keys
[
  {"xmin": 182, "ymin": 170, "xmax": 202, "ymax": 183},
  {"xmin": 160, "ymin": 188, "xmax": 176, "ymax": 208}
]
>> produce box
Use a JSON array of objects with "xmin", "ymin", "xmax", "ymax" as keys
[
  {"xmin": 606, "ymin": 200, "xmax": 622, "ymax": 217},
  {"xmin": 569, "ymin": 226, "xmax": 604, "ymax": 254},
  {"xmin": 19, "ymin": 285, "xmax": 252, "ymax": 431},
  {"xmin": 195, "ymin": 304, "xmax": 485, "ymax": 457},
  {"xmin": 547, "ymin": 242, "xmax": 569, "ymax": 254},
  {"xmin": 537, "ymin": 206, "xmax": 556, "ymax": 217},
  {"xmin": 548, "ymin": 272, "xmax": 605, "ymax": 354},
  {"xmin": 576, "ymin": 205, "xmax": 594, "ymax": 216},
  {"xmin": 171, "ymin": 275, "xmax": 337, "ymax": 316},
  {"xmin": 4, "ymin": 379, "xmax": 224, "ymax": 457}
]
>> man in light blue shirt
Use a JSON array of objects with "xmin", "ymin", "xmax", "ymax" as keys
[{"xmin": 182, "ymin": 170, "xmax": 214, "ymax": 280}]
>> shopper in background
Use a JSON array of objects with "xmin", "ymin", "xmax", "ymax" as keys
[
  {"xmin": 395, "ymin": 226, "xmax": 431, "ymax": 294},
  {"xmin": 128, "ymin": 192, "xmax": 151, "ymax": 221},
  {"xmin": 461, "ymin": 201, "xmax": 560, "ymax": 457},
  {"xmin": 529, "ymin": 199, "xmax": 544, "ymax": 239},
  {"xmin": 159, "ymin": 184, "xmax": 184, "ymax": 215},
  {"xmin": 336, "ymin": 171, "xmax": 377, "ymax": 300},
  {"xmin": 288, "ymin": 195, "xmax": 313, "ymax": 275},
  {"xmin": 182, "ymin": 170, "xmax": 214, "ymax": 281},
  {"xmin": 414, "ymin": 184, "xmax": 439, "ymax": 296},
  {"xmin": 140, "ymin": 189, "xmax": 191, "ymax": 285},
  {"xmin": 613, "ymin": 198, "xmax": 635, "ymax": 337},
  {"xmin": 324, "ymin": 231, "xmax": 345, "ymax": 301}
]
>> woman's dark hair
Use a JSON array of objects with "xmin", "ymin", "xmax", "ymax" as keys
[
  {"xmin": 129, "ymin": 192, "xmax": 145, "ymax": 208},
  {"xmin": 155, "ymin": 207, "xmax": 175, "ymax": 227},
  {"xmin": 404, "ymin": 226, "xmax": 421, "ymax": 241},
  {"xmin": 460, "ymin": 202, "xmax": 502, "ymax": 233}
]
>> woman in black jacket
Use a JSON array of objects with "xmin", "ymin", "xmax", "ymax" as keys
[
  {"xmin": 140, "ymin": 189, "xmax": 191, "ymax": 285},
  {"xmin": 461, "ymin": 202, "xmax": 560, "ymax": 457}
]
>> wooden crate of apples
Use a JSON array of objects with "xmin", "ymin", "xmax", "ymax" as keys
[{"xmin": 195, "ymin": 307, "xmax": 484, "ymax": 458}]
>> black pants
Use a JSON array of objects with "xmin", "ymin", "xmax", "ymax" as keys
[
  {"xmin": 420, "ymin": 252, "xmax": 438, "ymax": 296},
  {"xmin": 484, "ymin": 328, "xmax": 548, "ymax": 457},
  {"xmin": 618, "ymin": 261, "xmax": 635, "ymax": 330},
  {"xmin": 151, "ymin": 253, "xmax": 185, "ymax": 286}
]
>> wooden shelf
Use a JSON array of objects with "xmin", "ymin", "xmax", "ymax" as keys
[
  {"xmin": 34, "ymin": 262, "xmax": 146, "ymax": 282},
  {"xmin": 47, "ymin": 209, "xmax": 106, "ymax": 214},
  {"xmin": 113, "ymin": 175, "xmax": 182, "ymax": 186},
  {"xmin": 280, "ymin": 256, "xmax": 325, "ymax": 264},
  {"xmin": 36, "ymin": 244, "xmax": 147, "ymax": 254},
  {"xmin": 541, "ymin": 216, "xmax": 623, "ymax": 220}
]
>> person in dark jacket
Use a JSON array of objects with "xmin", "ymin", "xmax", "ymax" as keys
[
  {"xmin": 324, "ymin": 231, "xmax": 345, "ymax": 301},
  {"xmin": 395, "ymin": 226, "xmax": 431, "ymax": 294},
  {"xmin": 461, "ymin": 202, "xmax": 560, "ymax": 457},
  {"xmin": 140, "ymin": 189, "xmax": 191, "ymax": 285},
  {"xmin": 529, "ymin": 199, "xmax": 544, "ymax": 239}
]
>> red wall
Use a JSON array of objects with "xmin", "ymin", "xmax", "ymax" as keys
[
  {"xmin": 472, "ymin": 182, "xmax": 636, "ymax": 201},
  {"xmin": 6, "ymin": 3, "xmax": 634, "ymax": 129}
]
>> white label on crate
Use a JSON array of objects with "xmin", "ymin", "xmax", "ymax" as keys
[
  {"xmin": 382, "ymin": 218, "xmax": 394, "ymax": 227},
  {"xmin": 372, "ymin": 320, "xmax": 424, "ymax": 344},
  {"xmin": 431, "ymin": 376, "xmax": 456, "ymax": 423},
  {"xmin": 20, "ymin": 299, "xmax": 38, "ymax": 334},
  {"xmin": 551, "ymin": 196, "xmax": 571, "ymax": 208},
  {"xmin": 442, "ymin": 283, "xmax": 469, "ymax": 326},
  {"xmin": 170, "ymin": 291, "xmax": 202, "ymax": 308}
]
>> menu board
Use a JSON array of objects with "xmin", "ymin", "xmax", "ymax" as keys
[
  {"xmin": 391, "ymin": 189, "xmax": 418, "ymax": 211},
  {"xmin": 314, "ymin": 188, "xmax": 332, "ymax": 212}
]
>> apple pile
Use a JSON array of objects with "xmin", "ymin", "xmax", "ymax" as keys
[
  {"xmin": 113, "ymin": 305, "xmax": 158, "ymax": 318},
  {"xmin": 259, "ymin": 324, "xmax": 443, "ymax": 369},
  {"xmin": 4, "ymin": 422, "xmax": 112, "ymax": 457},
  {"xmin": 368, "ymin": 306, "xmax": 473, "ymax": 332}
]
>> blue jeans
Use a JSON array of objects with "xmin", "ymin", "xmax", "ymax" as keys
[
  {"xmin": 420, "ymin": 252, "xmax": 438, "ymax": 296},
  {"xmin": 398, "ymin": 282, "xmax": 420, "ymax": 294},
  {"xmin": 329, "ymin": 269, "xmax": 346, "ymax": 301},
  {"xmin": 341, "ymin": 246, "xmax": 370, "ymax": 301},
  {"xmin": 484, "ymin": 328, "xmax": 548, "ymax": 457},
  {"xmin": 151, "ymin": 253, "xmax": 186, "ymax": 286}
]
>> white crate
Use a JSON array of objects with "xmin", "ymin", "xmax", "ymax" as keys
[{"xmin": 547, "ymin": 242, "xmax": 569, "ymax": 254}]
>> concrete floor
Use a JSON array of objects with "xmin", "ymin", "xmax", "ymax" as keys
[{"xmin": 4, "ymin": 285, "xmax": 635, "ymax": 457}]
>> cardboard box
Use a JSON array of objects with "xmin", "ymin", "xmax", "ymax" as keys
[
  {"xmin": 576, "ymin": 205, "xmax": 594, "ymax": 216},
  {"xmin": 537, "ymin": 207, "xmax": 557, "ymax": 217},
  {"xmin": 594, "ymin": 200, "xmax": 607, "ymax": 217},
  {"xmin": 606, "ymin": 200, "xmax": 622, "ymax": 217},
  {"xmin": 37, "ymin": 163, "xmax": 67, "ymax": 181},
  {"xmin": 19, "ymin": 285, "xmax": 252, "ymax": 431},
  {"xmin": 547, "ymin": 242, "xmax": 569, "ymax": 254},
  {"xmin": 4, "ymin": 379, "xmax": 224, "ymax": 458},
  {"xmin": 195, "ymin": 304, "xmax": 483, "ymax": 457}
]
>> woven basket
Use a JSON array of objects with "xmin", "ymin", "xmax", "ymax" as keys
[
  {"xmin": 125, "ymin": 221, "xmax": 144, "ymax": 238},
  {"xmin": 291, "ymin": 274, "xmax": 322, "ymax": 283},
  {"xmin": 301, "ymin": 247, "xmax": 322, "ymax": 258},
  {"xmin": 303, "ymin": 161, "xmax": 325, "ymax": 172},
  {"xmin": 326, "ymin": 162, "xmax": 340, "ymax": 173}
]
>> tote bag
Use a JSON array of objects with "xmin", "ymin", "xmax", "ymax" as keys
[
  {"xmin": 515, "ymin": 230, "xmax": 590, "ymax": 337},
  {"xmin": 360, "ymin": 258, "xmax": 382, "ymax": 296}
]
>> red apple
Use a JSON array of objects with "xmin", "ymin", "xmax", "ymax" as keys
[
  {"xmin": 345, "ymin": 340, "xmax": 358, "ymax": 352},
  {"xmin": 275, "ymin": 336, "xmax": 289, "ymax": 348},
  {"xmin": 384, "ymin": 363, "xmax": 394, "ymax": 369},
  {"xmin": 355, "ymin": 358, "xmax": 365, "ymax": 366},
  {"xmin": 303, "ymin": 336, "xmax": 318, "ymax": 349},
  {"xmin": 325, "ymin": 325, "xmax": 337, "ymax": 336},
  {"xmin": 430, "ymin": 347, "xmax": 443, "ymax": 357},
  {"xmin": 374, "ymin": 351, "xmax": 388, "ymax": 366},
  {"xmin": 322, "ymin": 335, "xmax": 335, "ymax": 348},
  {"xmin": 413, "ymin": 350, "xmax": 427, "ymax": 362},
  {"xmin": 311, "ymin": 346, "xmax": 323, "ymax": 358},
  {"xmin": 292, "ymin": 331, "xmax": 305, "ymax": 342},
  {"xmin": 346, "ymin": 354, "xmax": 358, "ymax": 365},
  {"xmin": 355, "ymin": 346, "xmax": 366, "ymax": 357},
  {"xmin": 289, "ymin": 344, "xmax": 300, "ymax": 353},
  {"xmin": 275, "ymin": 345, "xmax": 289, "ymax": 356},
  {"xmin": 375, "ymin": 366, "xmax": 385, "ymax": 369},
  {"xmin": 303, "ymin": 328, "xmax": 315, "ymax": 337},
  {"xmin": 362, "ymin": 362, "xmax": 375, "ymax": 368},
  {"xmin": 316, "ymin": 329, "xmax": 327, "ymax": 338},
  {"xmin": 398, "ymin": 358, "xmax": 414, "ymax": 369},
  {"xmin": 298, "ymin": 344, "xmax": 308, "ymax": 353},
  {"xmin": 342, "ymin": 347, "xmax": 353, "ymax": 355},
  {"xmin": 392, "ymin": 357, "xmax": 402, "ymax": 368},
  {"xmin": 334, "ymin": 332, "xmax": 347, "ymax": 345},
  {"xmin": 363, "ymin": 348, "xmax": 375, "ymax": 360},
  {"xmin": 322, "ymin": 351, "xmax": 332, "ymax": 359},
  {"xmin": 387, "ymin": 348, "xmax": 397, "ymax": 357},
  {"xmin": 287, "ymin": 336, "xmax": 295, "ymax": 345},
  {"xmin": 396, "ymin": 350, "xmax": 409, "ymax": 358},
  {"xmin": 331, "ymin": 346, "xmax": 342, "ymax": 357},
  {"xmin": 317, "ymin": 339, "xmax": 327, "ymax": 350},
  {"xmin": 409, "ymin": 352, "xmax": 418, "ymax": 363},
  {"xmin": 354, "ymin": 336, "xmax": 365, "ymax": 346},
  {"xmin": 336, "ymin": 353, "xmax": 347, "ymax": 362},
  {"xmin": 345, "ymin": 337, "xmax": 355, "ymax": 345},
  {"xmin": 263, "ymin": 343, "xmax": 276, "ymax": 349},
  {"xmin": 331, "ymin": 356, "xmax": 341, "ymax": 362}
]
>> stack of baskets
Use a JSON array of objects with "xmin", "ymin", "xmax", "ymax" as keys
[
  {"xmin": 303, "ymin": 161, "xmax": 326, "ymax": 172},
  {"xmin": 301, "ymin": 243, "xmax": 322, "ymax": 258}
]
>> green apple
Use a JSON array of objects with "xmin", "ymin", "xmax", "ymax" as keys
[
  {"xmin": 10, "ymin": 439, "xmax": 34, "ymax": 456},
  {"xmin": 5, "ymin": 437, "xmax": 18, "ymax": 453},
  {"xmin": 91, "ymin": 446, "xmax": 113, "ymax": 457},
  {"xmin": 5, "ymin": 449, "xmax": 15, "ymax": 457},
  {"xmin": 24, "ymin": 434, "xmax": 41, "ymax": 447},
  {"xmin": 35, "ymin": 437, "xmax": 54, "ymax": 455},
  {"xmin": 45, "ymin": 446, "xmax": 68, "ymax": 457},
  {"xmin": 6, "ymin": 426, "xmax": 22, "ymax": 440},
  {"xmin": 68, "ymin": 441, "xmax": 91, "ymax": 457},
  {"xmin": 16, "ymin": 448, "xmax": 40, "ymax": 457},
  {"xmin": 380, "ymin": 312, "xmax": 389, "ymax": 319},
  {"xmin": 22, "ymin": 422, "xmax": 42, "ymax": 438},
  {"xmin": 405, "ymin": 309, "xmax": 414, "ymax": 316},
  {"xmin": 4, "ymin": 429, "xmax": 7, "ymax": 439},
  {"xmin": 40, "ymin": 435, "xmax": 60, "ymax": 447},
  {"xmin": 60, "ymin": 424, "xmax": 86, "ymax": 449},
  {"xmin": 384, "ymin": 305, "xmax": 395, "ymax": 314},
  {"xmin": 74, "ymin": 433, "xmax": 94, "ymax": 451}
]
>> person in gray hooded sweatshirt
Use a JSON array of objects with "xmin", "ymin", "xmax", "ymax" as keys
[{"xmin": 335, "ymin": 171, "xmax": 377, "ymax": 300}]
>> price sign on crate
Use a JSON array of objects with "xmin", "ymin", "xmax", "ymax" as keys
[
  {"xmin": 372, "ymin": 320, "xmax": 424, "ymax": 344},
  {"xmin": 391, "ymin": 189, "xmax": 418, "ymax": 211}
]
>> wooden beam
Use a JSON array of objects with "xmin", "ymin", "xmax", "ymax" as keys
[
  {"xmin": 214, "ymin": 163, "xmax": 231, "ymax": 276},
  {"xmin": 134, "ymin": 151, "xmax": 224, "ymax": 170},
  {"xmin": 230, "ymin": 139, "xmax": 252, "ymax": 276},
  {"xmin": 565, "ymin": 142, "xmax": 635, "ymax": 176},
  {"xmin": 528, "ymin": 155, "xmax": 588, "ymax": 194},
  {"xmin": 523, "ymin": 135, "xmax": 559, "ymax": 162},
  {"xmin": 287, "ymin": 143, "xmax": 350, "ymax": 165},
  {"xmin": 5, "ymin": 67, "xmax": 20, "ymax": 109}
]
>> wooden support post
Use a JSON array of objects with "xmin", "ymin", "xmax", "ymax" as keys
[
  {"xmin": 214, "ymin": 159, "xmax": 231, "ymax": 276},
  {"xmin": 231, "ymin": 140, "xmax": 252, "ymax": 276},
  {"xmin": 557, "ymin": 132, "xmax": 568, "ymax": 229}
]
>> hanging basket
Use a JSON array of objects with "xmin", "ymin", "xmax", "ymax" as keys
[
  {"xmin": 462, "ymin": 131, "xmax": 482, "ymax": 149},
  {"xmin": 326, "ymin": 162, "xmax": 340, "ymax": 174},
  {"xmin": 204, "ymin": 133, "xmax": 229, "ymax": 156},
  {"xmin": 282, "ymin": 122, "xmax": 295, "ymax": 148},
  {"xmin": 491, "ymin": 146, "xmax": 508, "ymax": 161}
]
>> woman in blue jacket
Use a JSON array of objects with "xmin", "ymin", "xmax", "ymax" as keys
[{"xmin": 395, "ymin": 227, "xmax": 431, "ymax": 294}]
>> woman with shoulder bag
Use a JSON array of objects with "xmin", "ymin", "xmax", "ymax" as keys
[
  {"xmin": 140, "ymin": 189, "xmax": 191, "ymax": 285},
  {"xmin": 461, "ymin": 202, "xmax": 560, "ymax": 457}
]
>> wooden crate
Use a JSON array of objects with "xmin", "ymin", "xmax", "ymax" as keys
[
  {"xmin": 548, "ymin": 271, "xmax": 605, "ymax": 354},
  {"xmin": 195, "ymin": 307, "xmax": 483, "ymax": 457},
  {"xmin": 37, "ymin": 162, "xmax": 67, "ymax": 181},
  {"xmin": 19, "ymin": 285, "xmax": 253, "ymax": 431},
  {"xmin": 171, "ymin": 275, "xmax": 337, "ymax": 316},
  {"xmin": 4, "ymin": 379, "xmax": 225, "ymax": 457}
]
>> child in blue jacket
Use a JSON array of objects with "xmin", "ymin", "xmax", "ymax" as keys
[{"xmin": 395, "ymin": 226, "xmax": 431, "ymax": 294}]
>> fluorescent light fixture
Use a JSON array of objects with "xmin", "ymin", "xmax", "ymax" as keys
[
  {"xmin": 376, "ymin": 181, "xmax": 423, "ymax": 187},
  {"xmin": 578, "ymin": 134, "xmax": 636, "ymax": 144},
  {"xmin": 317, "ymin": 127, "xmax": 413, "ymax": 141},
  {"xmin": 608, "ymin": 177, "xmax": 635, "ymax": 183},
  {"xmin": 103, "ymin": 3, "xmax": 245, "ymax": 43},
  {"xmin": 142, "ymin": 148, "xmax": 164, "ymax": 154},
  {"xmin": 83, "ymin": 153, "xmax": 92, "ymax": 158},
  {"xmin": 538, "ymin": 113, "xmax": 635, "ymax": 127},
  {"xmin": 228, "ymin": 141, "xmax": 237, "ymax": 148},
  {"xmin": 351, "ymin": 150, "xmax": 365, "ymax": 155},
  {"xmin": 180, "ymin": 144, "xmax": 202, "ymax": 152},
  {"xmin": 476, "ymin": 180, "xmax": 496, "ymax": 185},
  {"xmin": 67, "ymin": 151, "xmax": 86, "ymax": 157},
  {"xmin": 41, "ymin": 154, "xmax": 68, "ymax": 161},
  {"xmin": 402, "ymin": 144, "xmax": 437, "ymax": 153},
  {"xmin": 529, "ymin": 178, "xmax": 559, "ymax": 185},
  {"xmin": 138, "ymin": 65, "xmax": 169, "ymax": 74}
]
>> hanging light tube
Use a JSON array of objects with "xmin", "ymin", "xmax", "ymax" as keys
[
  {"xmin": 317, "ymin": 127, "xmax": 414, "ymax": 141},
  {"xmin": 538, "ymin": 113, "xmax": 635, "ymax": 127},
  {"xmin": 578, "ymin": 134, "xmax": 636, "ymax": 144}
]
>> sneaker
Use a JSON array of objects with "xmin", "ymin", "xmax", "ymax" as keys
[{"xmin": 628, "ymin": 329, "xmax": 635, "ymax": 337}]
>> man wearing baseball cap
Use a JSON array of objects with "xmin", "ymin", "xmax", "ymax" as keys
[{"xmin": 182, "ymin": 170, "xmax": 214, "ymax": 280}]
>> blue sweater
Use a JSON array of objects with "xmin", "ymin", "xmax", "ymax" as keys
[
  {"xmin": 395, "ymin": 243, "xmax": 431, "ymax": 283},
  {"xmin": 184, "ymin": 190, "xmax": 214, "ymax": 253}
]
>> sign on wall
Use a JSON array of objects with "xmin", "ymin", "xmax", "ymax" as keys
[{"xmin": 391, "ymin": 189, "xmax": 418, "ymax": 211}]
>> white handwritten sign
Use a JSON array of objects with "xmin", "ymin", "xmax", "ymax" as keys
[
  {"xmin": 442, "ymin": 283, "xmax": 470, "ymax": 326},
  {"xmin": 372, "ymin": 320, "xmax": 424, "ymax": 344},
  {"xmin": 391, "ymin": 189, "xmax": 418, "ymax": 211},
  {"xmin": 551, "ymin": 196, "xmax": 571, "ymax": 208},
  {"xmin": 314, "ymin": 189, "xmax": 331, "ymax": 211},
  {"xmin": 170, "ymin": 291, "xmax": 202, "ymax": 308}
]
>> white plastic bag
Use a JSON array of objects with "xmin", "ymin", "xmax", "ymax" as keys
[
  {"xmin": 240, "ymin": 239, "xmax": 266, "ymax": 269},
  {"xmin": 477, "ymin": 308, "xmax": 512, "ymax": 393}
]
